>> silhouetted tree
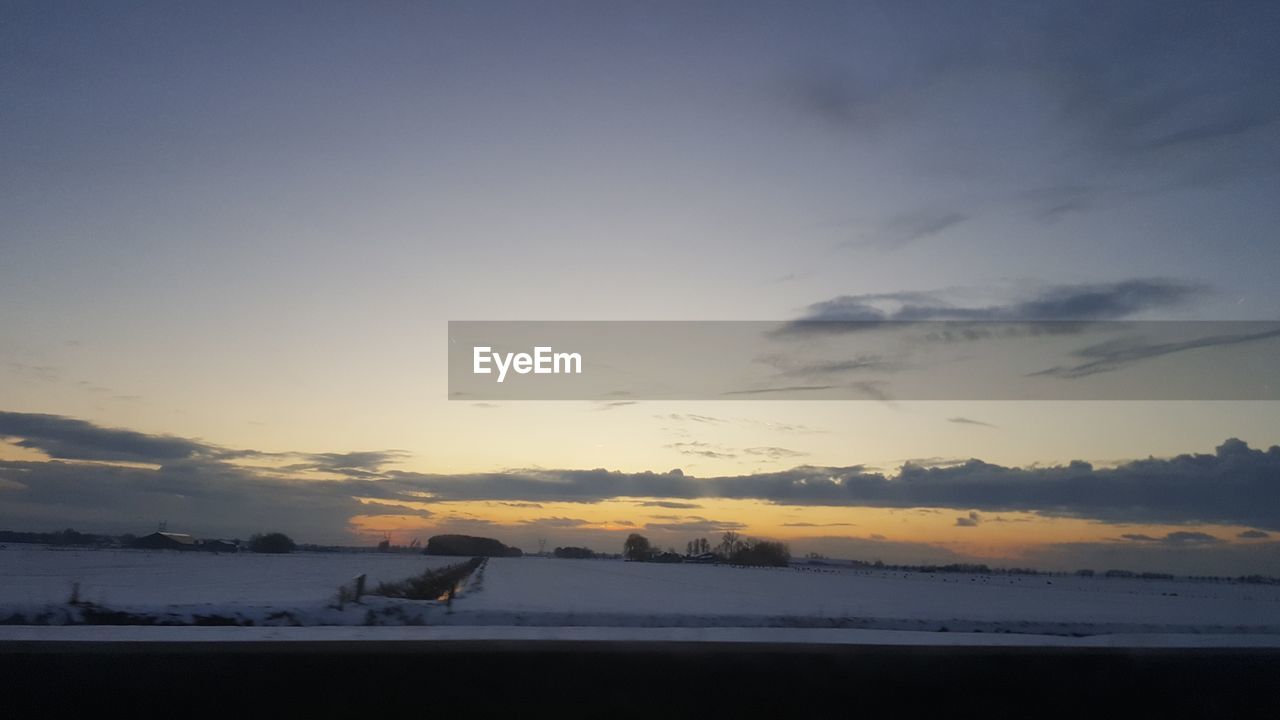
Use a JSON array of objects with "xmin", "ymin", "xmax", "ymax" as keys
[
  {"xmin": 718, "ymin": 531, "xmax": 742, "ymax": 557},
  {"xmin": 623, "ymin": 533, "xmax": 652, "ymax": 561},
  {"xmin": 729, "ymin": 538, "xmax": 790, "ymax": 567},
  {"xmin": 554, "ymin": 546, "xmax": 596, "ymax": 559},
  {"xmin": 248, "ymin": 532, "xmax": 296, "ymax": 554}
]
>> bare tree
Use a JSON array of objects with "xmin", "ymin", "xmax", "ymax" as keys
[{"xmin": 719, "ymin": 531, "xmax": 742, "ymax": 557}]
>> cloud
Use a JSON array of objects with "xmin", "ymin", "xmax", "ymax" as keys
[
  {"xmin": 756, "ymin": 353, "xmax": 906, "ymax": 378},
  {"xmin": 658, "ymin": 413, "xmax": 824, "ymax": 434},
  {"xmin": 722, "ymin": 385, "xmax": 838, "ymax": 396},
  {"xmin": 5, "ymin": 412, "xmax": 1280, "ymax": 542},
  {"xmin": 1240, "ymin": 530, "xmax": 1271, "ymax": 539},
  {"xmin": 282, "ymin": 450, "xmax": 408, "ymax": 478},
  {"xmin": 3, "ymin": 363, "xmax": 61, "ymax": 382},
  {"xmin": 643, "ymin": 517, "xmax": 748, "ymax": 534},
  {"xmin": 1029, "ymin": 327, "xmax": 1280, "ymax": 379},
  {"xmin": 519, "ymin": 517, "xmax": 592, "ymax": 528},
  {"xmin": 784, "ymin": 3, "xmax": 1280, "ymax": 209},
  {"xmin": 948, "ymin": 417, "xmax": 997, "ymax": 429},
  {"xmin": 656, "ymin": 413, "xmax": 728, "ymax": 424},
  {"xmin": 384, "ymin": 437, "xmax": 1280, "ymax": 530},
  {"xmin": 665, "ymin": 442, "xmax": 736, "ymax": 460},
  {"xmin": 0, "ymin": 411, "xmax": 212, "ymax": 463},
  {"xmin": 955, "ymin": 511, "xmax": 982, "ymax": 527},
  {"xmin": 782, "ymin": 522, "xmax": 856, "ymax": 528},
  {"xmin": 595, "ymin": 401, "xmax": 637, "ymax": 411},
  {"xmin": 636, "ymin": 501, "xmax": 702, "ymax": 509},
  {"xmin": 844, "ymin": 209, "xmax": 969, "ymax": 249},
  {"xmin": 788, "ymin": 279, "xmax": 1204, "ymax": 327},
  {"xmin": 742, "ymin": 447, "xmax": 808, "ymax": 460},
  {"xmin": 1120, "ymin": 531, "xmax": 1221, "ymax": 545}
]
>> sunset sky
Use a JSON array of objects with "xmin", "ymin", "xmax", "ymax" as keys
[{"xmin": 3, "ymin": 1, "xmax": 1279, "ymax": 575}]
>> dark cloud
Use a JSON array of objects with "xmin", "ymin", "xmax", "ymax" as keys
[
  {"xmin": 282, "ymin": 450, "xmax": 407, "ymax": 478},
  {"xmin": 1240, "ymin": 530, "xmax": 1271, "ymax": 540},
  {"xmin": 386, "ymin": 437, "xmax": 1280, "ymax": 530},
  {"xmin": 0, "ymin": 456, "xmax": 415, "ymax": 543},
  {"xmin": 955, "ymin": 511, "xmax": 982, "ymax": 527},
  {"xmin": 5, "ymin": 412, "xmax": 1280, "ymax": 543},
  {"xmin": 0, "ymin": 411, "xmax": 212, "ymax": 463},
  {"xmin": 1120, "ymin": 531, "xmax": 1220, "ymax": 545}
]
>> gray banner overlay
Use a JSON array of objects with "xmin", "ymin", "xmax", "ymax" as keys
[{"xmin": 448, "ymin": 321, "xmax": 1280, "ymax": 401}]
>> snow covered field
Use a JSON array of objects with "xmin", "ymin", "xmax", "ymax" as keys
[
  {"xmin": 3, "ymin": 547, "xmax": 1280, "ymax": 643},
  {"xmin": 0, "ymin": 546, "xmax": 458, "ymax": 605},
  {"xmin": 445, "ymin": 557, "xmax": 1280, "ymax": 636}
]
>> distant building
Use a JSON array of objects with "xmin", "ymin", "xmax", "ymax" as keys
[
  {"xmin": 133, "ymin": 532, "xmax": 201, "ymax": 551},
  {"xmin": 201, "ymin": 539, "xmax": 239, "ymax": 553}
]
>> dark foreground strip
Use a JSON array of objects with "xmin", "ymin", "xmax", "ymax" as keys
[{"xmin": 2, "ymin": 641, "xmax": 1274, "ymax": 716}]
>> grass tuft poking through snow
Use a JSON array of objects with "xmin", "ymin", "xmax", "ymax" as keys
[{"xmin": 371, "ymin": 558, "xmax": 484, "ymax": 601}]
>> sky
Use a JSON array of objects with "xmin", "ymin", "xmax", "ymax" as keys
[{"xmin": 2, "ymin": 1, "xmax": 1280, "ymax": 575}]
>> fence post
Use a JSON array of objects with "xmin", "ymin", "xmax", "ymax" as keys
[{"xmin": 354, "ymin": 573, "xmax": 366, "ymax": 602}]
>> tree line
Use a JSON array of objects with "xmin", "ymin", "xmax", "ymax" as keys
[{"xmin": 622, "ymin": 530, "xmax": 790, "ymax": 567}]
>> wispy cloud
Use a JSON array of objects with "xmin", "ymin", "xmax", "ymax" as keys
[
  {"xmin": 842, "ymin": 209, "xmax": 969, "ymax": 249},
  {"xmin": 1030, "ymin": 327, "xmax": 1280, "ymax": 379},
  {"xmin": 948, "ymin": 417, "xmax": 997, "ymax": 429},
  {"xmin": 788, "ymin": 279, "xmax": 1205, "ymax": 328}
]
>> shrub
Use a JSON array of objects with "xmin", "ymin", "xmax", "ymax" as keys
[
  {"xmin": 372, "ymin": 558, "xmax": 483, "ymax": 600},
  {"xmin": 248, "ymin": 532, "xmax": 296, "ymax": 554}
]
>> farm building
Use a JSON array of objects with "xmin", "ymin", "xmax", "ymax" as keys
[{"xmin": 133, "ymin": 532, "xmax": 201, "ymax": 551}]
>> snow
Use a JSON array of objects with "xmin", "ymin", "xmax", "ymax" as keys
[
  {"xmin": 0, "ymin": 546, "xmax": 460, "ymax": 605},
  {"xmin": 4, "ymin": 548, "xmax": 1280, "ymax": 643},
  {"xmin": 448, "ymin": 557, "xmax": 1280, "ymax": 634}
]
